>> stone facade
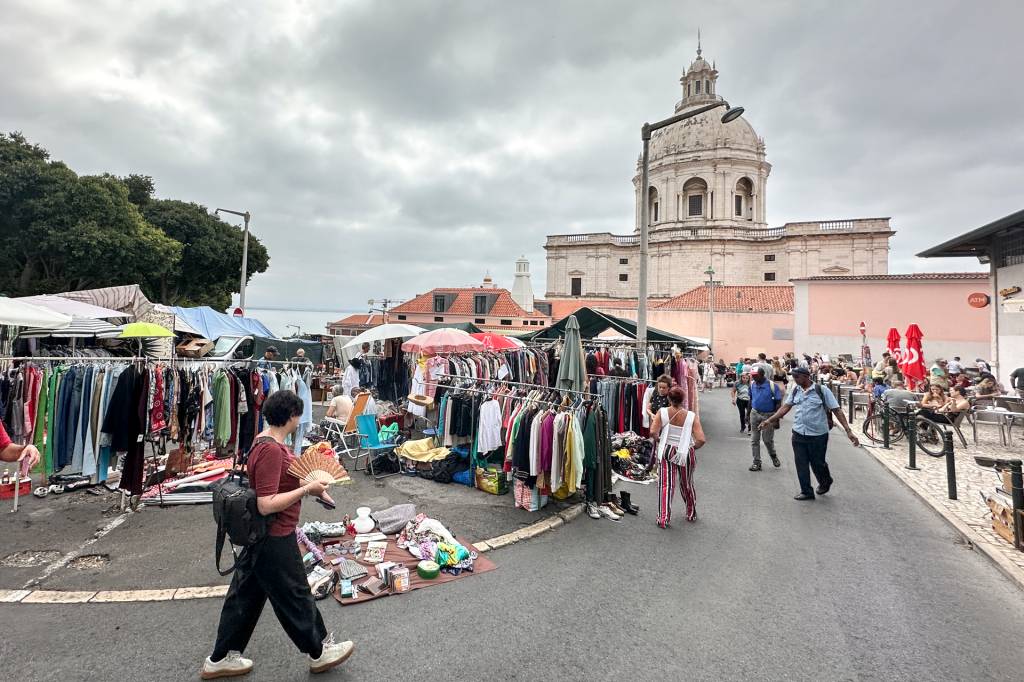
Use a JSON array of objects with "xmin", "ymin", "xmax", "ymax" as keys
[{"xmin": 544, "ymin": 47, "xmax": 894, "ymax": 300}]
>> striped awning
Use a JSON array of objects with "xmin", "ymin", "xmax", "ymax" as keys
[{"xmin": 18, "ymin": 316, "xmax": 123, "ymax": 339}]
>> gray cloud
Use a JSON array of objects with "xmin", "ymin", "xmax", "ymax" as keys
[{"xmin": 3, "ymin": 0, "xmax": 1021, "ymax": 333}]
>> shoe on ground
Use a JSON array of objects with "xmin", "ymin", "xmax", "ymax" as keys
[
  {"xmin": 597, "ymin": 505, "xmax": 622, "ymax": 521},
  {"xmin": 586, "ymin": 503, "xmax": 601, "ymax": 519},
  {"xmin": 816, "ymin": 480, "xmax": 833, "ymax": 495},
  {"xmin": 201, "ymin": 651, "xmax": 253, "ymax": 679},
  {"xmin": 606, "ymin": 501, "xmax": 627, "ymax": 516},
  {"xmin": 749, "ymin": 462, "xmax": 762, "ymax": 472},
  {"xmin": 770, "ymin": 455, "xmax": 781, "ymax": 468},
  {"xmin": 309, "ymin": 634, "xmax": 354, "ymax": 674},
  {"xmin": 793, "ymin": 493, "xmax": 815, "ymax": 501}
]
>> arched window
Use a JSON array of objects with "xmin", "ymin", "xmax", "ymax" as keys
[
  {"xmin": 735, "ymin": 177, "xmax": 754, "ymax": 220},
  {"xmin": 682, "ymin": 177, "xmax": 708, "ymax": 217},
  {"xmin": 648, "ymin": 186, "xmax": 660, "ymax": 223}
]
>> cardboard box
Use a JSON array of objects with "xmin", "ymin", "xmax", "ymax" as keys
[{"xmin": 177, "ymin": 338, "xmax": 214, "ymax": 358}]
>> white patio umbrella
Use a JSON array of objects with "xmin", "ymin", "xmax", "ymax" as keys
[
  {"xmin": 342, "ymin": 323, "xmax": 427, "ymax": 350},
  {"xmin": 0, "ymin": 297, "xmax": 72, "ymax": 329}
]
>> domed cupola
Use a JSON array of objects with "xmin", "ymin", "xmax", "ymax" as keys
[{"xmin": 676, "ymin": 32, "xmax": 720, "ymax": 112}]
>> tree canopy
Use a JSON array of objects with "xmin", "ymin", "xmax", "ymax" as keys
[{"xmin": 0, "ymin": 132, "xmax": 269, "ymax": 309}]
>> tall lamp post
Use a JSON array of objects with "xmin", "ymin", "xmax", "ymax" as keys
[
  {"xmin": 704, "ymin": 265, "xmax": 718, "ymax": 353},
  {"xmin": 636, "ymin": 100, "xmax": 745, "ymax": 345},
  {"xmin": 215, "ymin": 208, "xmax": 252, "ymax": 313}
]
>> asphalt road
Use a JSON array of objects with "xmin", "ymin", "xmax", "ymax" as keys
[{"xmin": 3, "ymin": 389, "xmax": 1023, "ymax": 681}]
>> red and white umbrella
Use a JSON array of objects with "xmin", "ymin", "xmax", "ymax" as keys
[
  {"xmin": 885, "ymin": 327, "xmax": 902, "ymax": 367},
  {"xmin": 401, "ymin": 328, "xmax": 485, "ymax": 354},
  {"xmin": 469, "ymin": 332, "xmax": 519, "ymax": 351},
  {"xmin": 901, "ymin": 324, "xmax": 926, "ymax": 389}
]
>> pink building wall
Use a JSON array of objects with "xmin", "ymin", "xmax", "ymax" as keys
[
  {"xmin": 793, "ymin": 279, "xmax": 991, "ymax": 363},
  {"xmin": 594, "ymin": 307, "xmax": 794, "ymax": 363}
]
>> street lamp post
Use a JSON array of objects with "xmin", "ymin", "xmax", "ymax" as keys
[
  {"xmin": 636, "ymin": 101, "xmax": 745, "ymax": 345},
  {"xmin": 215, "ymin": 208, "xmax": 252, "ymax": 313},
  {"xmin": 704, "ymin": 265, "xmax": 717, "ymax": 353}
]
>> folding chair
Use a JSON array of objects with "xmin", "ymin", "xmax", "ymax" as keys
[
  {"xmin": 851, "ymin": 391, "xmax": 871, "ymax": 419},
  {"xmin": 999, "ymin": 400, "xmax": 1024, "ymax": 441},
  {"xmin": 335, "ymin": 393, "xmax": 371, "ymax": 467},
  {"xmin": 356, "ymin": 413, "xmax": 400, "ymax": 480}
]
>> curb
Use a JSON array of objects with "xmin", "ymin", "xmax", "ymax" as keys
[
  {"xmin": 861, "ymin": 445, "xmax": 1024, "ymax": 593},
  {"xmin": 0, "ymin": 503, "xmax": 584, "ymax": 606}
]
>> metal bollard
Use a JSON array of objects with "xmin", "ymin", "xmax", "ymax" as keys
[
  {"xmin": 882, "ymin": 406, "xmax": 891, "ymax": 449},
  {"xmin": 1010, "ymin": 459, "xmax": 1023, "ymax": 551},
  {"xmin": 943, "ymin": 431, "xmax": 957, "ymax": 500},
  {"xmin": 906, "ymin": 413, "xmax": 919, "ymax": 470}
]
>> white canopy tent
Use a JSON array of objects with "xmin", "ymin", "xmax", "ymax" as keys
[
  {"xmin": 0, "ymin": 297, "xmax": 73, "ymax": 329},
  {"xmin": 15, "ymin": 294, "xmax": 129, "ymax": 320},
  {"xmin": 18, "ymin": 317, "xmax": 123, "ymax": 339}
]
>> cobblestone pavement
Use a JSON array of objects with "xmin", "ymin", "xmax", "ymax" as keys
[{"xmin": 849, "ymin": 407, "xmax": 1024, "ymax": 582}]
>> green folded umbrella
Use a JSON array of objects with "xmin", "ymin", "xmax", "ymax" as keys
[{"xmin": 118, "ymin": 321, "xmax": 174, "ymax": 338}]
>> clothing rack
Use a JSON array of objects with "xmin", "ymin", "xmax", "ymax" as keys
[
  {"xmin": 2, "ymin": 355, "xmax": 146, "ymax": 362},
  {"xmin": 422, "ymin": 380, "xmax": 565, "ymax": 409},
  {"xmin": 589, "ymin": 374, "xmax": 654, "ymax": 383},
  {"xmin": 435, "ymin": 372, "xmax": 599, "ymax": 399}
]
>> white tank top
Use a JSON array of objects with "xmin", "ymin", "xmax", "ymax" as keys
[{"xmin": 657, "ymin": 407, "xmax": 695, "ymax": 466}]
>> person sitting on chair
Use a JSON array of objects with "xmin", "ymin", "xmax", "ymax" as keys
[
  {"xmin": 325, "ymin": 385, "xmax": 353, "ymax": 424},
  {"xmin": 975, "ymin": 374, "xmax": 1003, "ymax": 398},
  {"xmin": 919, "ymin": 384, "xmax": 952, "ymax": 424},
  {"xmin": 938, "ymin": 385, "xmax": 970, "ymax": 416}
]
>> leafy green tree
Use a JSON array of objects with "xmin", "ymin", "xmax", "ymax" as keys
[
  {"xmin": 140, "ymin": 199, "xmax": 269, "ymax": 309},
  {"xmin": 0, "ymin": 133, "xmax": 269, "ymax": 308},
  {"xmin": 0, "ymin": 133, "xmax": 181, "ymax": 297}
]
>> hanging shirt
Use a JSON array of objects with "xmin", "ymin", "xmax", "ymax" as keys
[{"xmin": 477, "ymin": 400, "xmax": 503, "ymax": 454}]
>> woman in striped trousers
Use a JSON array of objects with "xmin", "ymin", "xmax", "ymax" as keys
[{"xmin": 650, "ymin": 386, "xmax": 706, "ymax": 528}]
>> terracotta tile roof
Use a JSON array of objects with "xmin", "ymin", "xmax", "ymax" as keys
[
  {"xmin": 327, "ymin": 313, "xmax": 383, "ymax": 327},
  {"xmin": 392, "ymin": 288, "xmax": 548, "ymax": 318},
  {"xmin": 791, "ymin": 272, "xmax": 989, "ymax": 282},
  {"xmin": 656, "ymin": 285, "xmax": 794, "ymax": 313}
]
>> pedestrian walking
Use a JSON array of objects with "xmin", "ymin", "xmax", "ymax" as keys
[
  {"xmin": 650, "ymin": 386, "xmax": 706, "ymax": 527},
  {"xmin": 747, "ymin": 368, "xmax": 782, "ymax": 471},
  {"xmin": 731, "ymin": 372, "xmax": 751, "ymax": 432},
  {"xmin": 759, "ymin": 367, "xmax": 859, "ymax": 500},
  {"xmin": 202, "ymin": 390, "xmax": 354, "ymax": 679}
]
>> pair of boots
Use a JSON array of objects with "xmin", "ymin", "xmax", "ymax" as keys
[{"xmin": 608, "ymin": 491, "xmax": 639, "ymax": 516}]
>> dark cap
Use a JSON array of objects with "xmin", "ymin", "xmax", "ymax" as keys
[{"xmin": 791, "ymin": 366, "xmax": 811, "ymax": 377}]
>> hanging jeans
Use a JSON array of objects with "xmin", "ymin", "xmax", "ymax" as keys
[
  {"xmin": 657, "ymin": 447, "xmax": 696, "ymax": 526},
  {"xmin": 211, "ymin": 534, "xmax": 328, "ymax": 661},
  {"xmin": 293, "ymin": 422, "xmax": 310, "ymax": 454}
]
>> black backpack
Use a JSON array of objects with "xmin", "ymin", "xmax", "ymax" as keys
[{"xmin": 212, "ymin": 472, "xmax": 272, "ymax": 576}]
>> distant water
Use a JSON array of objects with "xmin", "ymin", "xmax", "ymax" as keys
[{"xmin": 240, "ymin": 308, "xmax": 363, "ymax": 338}]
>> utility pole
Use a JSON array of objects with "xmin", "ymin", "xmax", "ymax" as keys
[
  {"xmin": 704, "ymin": 265, "xmax": 717, "ymax": 353},
  {"xmin": 368, "ymin": 298, "xmax": 399, "ymax": 324},
  {"xmin": 215, "ymin": 208, "xmax": 251, "ymax": 313}
]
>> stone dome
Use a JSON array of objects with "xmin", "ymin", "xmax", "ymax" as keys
[{"xmin": 647, "ymin": 106, "xmax": 762, "ymax": 163}]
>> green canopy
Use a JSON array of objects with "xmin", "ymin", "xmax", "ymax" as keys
[{"xmin": 524, "ymin": 307, "xmax": 697, "ymax": 345}]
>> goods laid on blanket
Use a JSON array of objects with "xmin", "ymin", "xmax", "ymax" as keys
[{"xmin": 290, "ymin": 504, "xmax": 492, "ymax": 604}]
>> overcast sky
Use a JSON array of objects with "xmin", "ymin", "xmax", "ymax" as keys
[{"xmin": 4, "ymin": 0, "xmax": 1021, "ymax": 330}]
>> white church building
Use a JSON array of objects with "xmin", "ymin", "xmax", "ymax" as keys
[{"xmin": 544, "ymin": 45, "xmax": 894, "ymax": 303}]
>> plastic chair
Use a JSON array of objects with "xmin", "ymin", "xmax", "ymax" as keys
[
  {"xmin": 356, "ymin": 413, "xmax": 400, "ymax": 480},
  {"xmin": 851, "ymin": 392, "xmax": 871, "ymax": 419}
]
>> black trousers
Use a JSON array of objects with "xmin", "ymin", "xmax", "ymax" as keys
[
  {"xmin": 736, "ymin": 399, "xmax": 750, "ymax": 430},
  {"xmin": 791, "ymin": 432, "xmax": 832, "ymax": 496},
  {"xmin": 212, "ymin": 533, "xmax": 327, "ymax": 660}
]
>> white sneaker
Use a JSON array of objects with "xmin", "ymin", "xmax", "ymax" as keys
[
  {"xmin": 598, "ymin": 505, "xmax": 622, "ymax": 521},
  {"xmin": 309, "ymin": 633, "xmax": 355, "ymax": 673},
  {"xmin": 586, "ymin": 503, "xmax": 601, "ymax": 519},
  {"xmin": 201, "ymin": 651, "xmax": 253, "ymax": 679}
]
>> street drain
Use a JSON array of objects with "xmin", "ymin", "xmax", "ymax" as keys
[
  {"xmin": 68, "ymin": 553, "xmax": 110, "ymax": 569},
  {"xmin": 1, "ymin": 550, "xmax": 62, "ymax": 567}
]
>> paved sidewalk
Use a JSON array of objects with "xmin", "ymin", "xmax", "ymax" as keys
[{"xmin": 850, "ymin": 409, "xmax": 1024, "ymax": 587}]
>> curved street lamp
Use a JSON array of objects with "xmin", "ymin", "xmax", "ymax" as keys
[{"xmin": 636, "ymin": 101, "xmax": 746, "ymax": 345}]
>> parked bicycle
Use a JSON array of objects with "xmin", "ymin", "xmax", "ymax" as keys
[{"xmin": 862, "ymin": 401, "xmax": 947, "ymax": 456}]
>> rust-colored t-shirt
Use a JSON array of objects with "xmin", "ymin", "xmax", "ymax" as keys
[{"xmin": 248, "ymin": 436, "xmax": 301, "ymax": 537}]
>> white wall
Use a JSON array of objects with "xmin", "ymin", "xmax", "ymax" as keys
[{"xmin": 996, "ymin": 262, "xmax": 1024, "ymax": 386}]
